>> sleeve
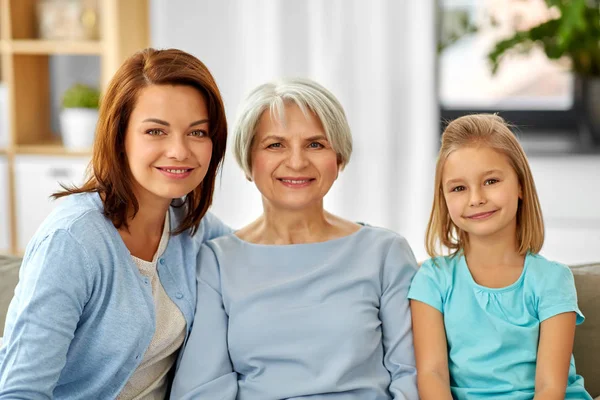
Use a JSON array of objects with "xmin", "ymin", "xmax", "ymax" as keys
[
  {"xmin": 0, "ymin": 230, "xmax": 93, "ymax": 399},
  {"xmin": 200, "ymin": 212, "xmax": 234, "ymax": 242},
  {"xmin": 170, "ymin": 244, "xmax": 237, "ymax": 400},
  {"xmin": 537, "ymin": 263, "xmax": 585, "ymax": 325},
  {"xmin": 379, "ymin": 236, "xmax": 419, "ymax": 400},
  {"xmin": 407, "ymin": 258, "xmax": 448, "ymax": 313}
]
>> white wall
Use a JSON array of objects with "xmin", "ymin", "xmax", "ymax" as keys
[
  {"xmin": 149, "ymin": 1, "xmax": 600, "ymax": 265},
  {"xmin": 529, "ymin": 155, "xmax": 600, "ymax": 265},
  {"xmin": 150, "ymin": 0, "xmax": 438, "ymax": 260}
]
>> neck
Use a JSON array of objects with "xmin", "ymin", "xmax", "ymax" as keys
[
  {"xmin": 124, "ymin": 190, "xmax": 170, "ymax": 237},
  {"xmin": 257, "ymin": 200, "xmax": 335, "ymax": 244},
  {"xmin": 464, "ymin": 220, "xmax": 523, "ymax": 267}
]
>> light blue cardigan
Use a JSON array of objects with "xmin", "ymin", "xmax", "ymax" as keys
[{"xmin": 0, "ymin": 192, "xmax": 231, "ymax": 399}]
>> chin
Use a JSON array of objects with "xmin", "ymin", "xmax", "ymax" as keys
[
  {"xmin": 274, "ymin": 200, "xmax": 318, "ymax": 211},
  {"xmin": 155, "ymin": 188, "xmax": 196, "ymax": 201}
]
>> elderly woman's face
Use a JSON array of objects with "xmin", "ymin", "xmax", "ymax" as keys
[{"xmin": 250, "ymin": 104, "xmax": 339, "ymax": 211}]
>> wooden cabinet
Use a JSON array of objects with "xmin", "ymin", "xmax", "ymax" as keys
[
  {"xmin": 0, "ymin": 0, "xmax": 149, "ymax": 254},
  {"xmin": 14, "ymin": 155, "xmax": 89, "ymax": 251}
]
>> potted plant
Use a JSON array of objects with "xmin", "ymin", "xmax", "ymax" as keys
[
  {"xmin": 60, "ymin": 83, "xmax": 100, "ymax": 150},
  {"xmin": 487, "ymin": 0, "xmax": 600, "ymax": 145}
]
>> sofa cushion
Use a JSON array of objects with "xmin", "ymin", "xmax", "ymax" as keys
[
  {"xmin": 0, "ymin": 257, "xmax": 598, "ymax": 395},
  {"xmin": 572, "ymin": 263, "xmax": 600, "ymax": 397},
  {"xmin": 0, "ymin": 255, "xmax": 20, "ymax": 335}
]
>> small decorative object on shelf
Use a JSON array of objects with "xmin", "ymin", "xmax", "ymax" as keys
[
  {"xmin": 60, "ymin": 83, "xmax": 100, "ymax": 150},
  {"xmin": 36, "ymin": 0, "xmax": 100, "ymax": 40}
]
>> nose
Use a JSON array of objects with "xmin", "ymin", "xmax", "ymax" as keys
[
  {"xmin": 469, "ymin": 187, "xmax": 487, "ymax": 207},
  {"xmin": 166, "ymin": 135, "xmax": 191, "ymax": 161},
  {"xmin": 286, "ymin": 147, "xmax": 309, "ymax": 170}
]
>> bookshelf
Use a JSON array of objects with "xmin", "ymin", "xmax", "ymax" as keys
[{"xmin": 0, "ymin": 0, "xmax": 149, "ymax": 254}]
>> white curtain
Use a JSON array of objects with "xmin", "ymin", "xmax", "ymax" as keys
[{"xmin": 151, "ymin": 0, "xmax": 438, "ymax": 260}]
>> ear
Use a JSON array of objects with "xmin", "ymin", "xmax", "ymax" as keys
[
  {"xmin": 335, "ymin": 158, "xmax": 344, "ymax": 180},
  {"xmin": 518, "ymin": 184, "xmax": 523, "ymax": 199}
]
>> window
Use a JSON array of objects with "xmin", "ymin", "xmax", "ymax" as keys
[{"xmin": 438, "ymin": 0, "xmax": 577, "ymax": 133}]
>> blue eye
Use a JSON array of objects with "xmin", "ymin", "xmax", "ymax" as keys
[
  {"xmin": 309, "ymin": 142, "xmax": 324, "ymax": 149},
  {"xmin": 267, "ymin": 143, "xmax": 282, "ymax": 149}
]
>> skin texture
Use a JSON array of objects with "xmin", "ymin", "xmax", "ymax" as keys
[
  {"xmin": 442, "ymin": 146, "xmax": 521, "ymax": 246},
  {"xmin": 236, "ymin": 103, "xmax": 359, "ymax": 246},
  {"xmin": 125, "ymin": 84, "xmax": 212, "ymax": 208},
  {"xmin": 412, "ymin": 145, "xmax": 576, "ymax": 399},
  {"xmin": 250, "ymin": 103, "xmax": 340, "ymax": 213},
  {"xmin": 120, "ymin": 84, "xmax": 213, "ymax": 260}
]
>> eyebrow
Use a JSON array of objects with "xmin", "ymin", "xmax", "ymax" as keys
[
  {"xmin": 306, "ymin": 135, "xmax": 328, "ymax": 142},
  {"xmin": 142, "ymin": 118, "xmax": 209, "ymax": 127},
  {"xmin": 259, "ymin": 134, "xmax": 328, "ymax": 144},
  {"xmin": 444, "ymin": 169, "xmax": 504, "ymax": 187},
  {"xmin": 259, "ymin": 135, "xmax": 286, "ymax": 144}
]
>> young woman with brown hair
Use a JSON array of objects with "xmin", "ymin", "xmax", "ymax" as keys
[{"xmin": 0, "ymin": 48, "xmax": 231, "ymax": 399}]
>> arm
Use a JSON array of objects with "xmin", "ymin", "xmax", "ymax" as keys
[
  {"xmin": 0, "ymin": 230, "xmax": 92, "ymax": 399},
  {"xmin": 200, "ymin": 212, "xmax": 234, "ymax": 242},
  {"xmin": 379, "ymin": 237, "xmax": 419, "ymax": 400},
  {"xmin": 170, "ymin": 245, "xmax": 237, "ymax": 400},
  {"xmin": 533, "ymin": 312, "xmax": 577, "ymax": 400},
  {"xmin": 410, "ymin": 300, "xmax": 453, "ymax": 400}
]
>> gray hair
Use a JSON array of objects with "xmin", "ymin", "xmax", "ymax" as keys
[{"xmin": 233, "ymin": 78, "xmax": 353, "ymax": 178}]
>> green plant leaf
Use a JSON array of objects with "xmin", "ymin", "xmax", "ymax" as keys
[{"xmin": 62, "ymin": 84, "xmax": 100, "ymax": 109}]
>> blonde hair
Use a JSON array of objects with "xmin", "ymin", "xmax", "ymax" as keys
[
  {"xmin": 425, "ymin": 114, "xmax": 544, "ymax": 258},
  {"xmin": 233, "ymin": 78, "xmax": 352, "ymax": 178}
]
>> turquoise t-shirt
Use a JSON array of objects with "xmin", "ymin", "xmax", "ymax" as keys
[{"xmin": 408, "ymin": 252, "xmax": 592, "ymax": 399}]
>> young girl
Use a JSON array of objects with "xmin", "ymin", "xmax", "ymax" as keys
[{"xmin": 408, "ymin": 114, "xmax": 592, "ymax": 399}]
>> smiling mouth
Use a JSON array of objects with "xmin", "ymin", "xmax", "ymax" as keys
[
  {"xmin": 279, "ymin": 178, "xmax": 314, "ymax": 184},
  {"xmin": 277, "ymin": 178, "xmax": 315, "ymax": 187},
  {"xmin": 465, "ymin": 210, "xmax": 497, "ymax": 220},
  {"xmin": 156, "ymin": 167, "xmax": 194, "ymax": 174}
]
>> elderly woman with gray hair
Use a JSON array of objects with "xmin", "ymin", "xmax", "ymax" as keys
[{"xmin": 171, "ymin": 78, "xmax": 419, "ymax": 400}]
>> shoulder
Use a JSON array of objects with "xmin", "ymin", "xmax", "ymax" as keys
[
  {"xmin": 412, "ymin": 255, "xmax": 458, "ymax": 288},
  {"xmin": 525, "ymin": 253, "xmax": 573, "ymax": 282},
  {"xmin": 525, "ymin": 253, "xmax": 576, "ymax": 292},
  {"xmin": 196, "ymin": 235, "xmax": 241, "ymax": 287},
  {"xmin": 525, "ymin": 253, "xmax": 584, "ymax": 323},
  {"xmin": 357, "ymin": 224, "xmax": 411, "ymax": 249},
  {"xmin": 356, "ymin": 225, "xmax": 419, "ymax": 275},
  {"xmin": 408, "ymin": 255, "xmax": 458, "ymax": 311},
  {"xmin": 202, "ymin": 233, "xmax": 244, "ymax": 259},
  {"xmin": 28, "ymin": 193, "xmax": 113, "ymax": 254},
  {"xmin": 417, "ymin": 255, "xmax": 456, "ymax": 275},
  {"xmin": 195, "ymin": 211, "xmax": 233, "ymax": 243}
]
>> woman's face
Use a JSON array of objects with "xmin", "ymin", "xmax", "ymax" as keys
[
  {"xmin": 250, "ymin": 103, "xmax": 340, "ymax": 212},
  {"xmin": 124, "ymin": 84, "xmax": 213, "ymax": 208}
]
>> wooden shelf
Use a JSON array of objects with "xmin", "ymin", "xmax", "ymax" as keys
[
  {"xmin": 0, "ymin": 0, "xmax": 149, "ymax": 255},
  {"xmin": 15, "ymin": 140, "xmax": 92, "ymax": 156},
  {"xmin": 4, "ymin": 40, "xmax": 103, "ymax": 55}
]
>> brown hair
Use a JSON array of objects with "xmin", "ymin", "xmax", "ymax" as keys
[
  {"xmin": 425, "ymin": 114, "xmax": 544, "ymax": 258},
  {"xmin": 54, "ymin": 48, "xmax": 228, "ymax": 235}
]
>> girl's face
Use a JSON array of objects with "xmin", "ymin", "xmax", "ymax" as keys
[
  {"xmin": 124, "ymin": 84, "xmax": 213, "ymax": 208},
  {"xmin": 250, "ymin": 103, "xmax": 340, "ymax": 212},
  {"xmin": 442, "ymin": 146, "xmax": 522, "ymax": 242}
]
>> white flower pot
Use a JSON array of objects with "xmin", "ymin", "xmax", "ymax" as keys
[{"xmin": 59, "ymin": 108, "xmax": 98, "ymax": 150}]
